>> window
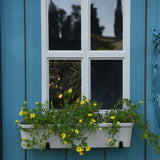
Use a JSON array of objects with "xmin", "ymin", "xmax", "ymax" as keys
[{"xmin": 41, "ymin": 0, "xmax": 130, "ymax": 110}]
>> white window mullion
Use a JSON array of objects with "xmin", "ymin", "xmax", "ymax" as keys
[
  {"xmin": 88, "ymin": 0, "xmax": 91, "ymax": 53},
  {"xmin": 46, "ymin": 51, "xmax": 83, "ymax": 58},
  {"xmin": 46, "ymin": 59, "xmax": 49, "ymax": 101},
  {"xmin": 82, "ymin": 0, "xmax": 90, "ymax": 53},
  {"xmin": 88, "ymin": 52, "xmax": 126, "ymax": 59},
  {"xmin": 82, "ymin": 0, "xmax": 90, "ymax": 99},
  {"xmin": 42, "ymin": 56, "xmax": 48, "ymax": 104},
  {"xmin": 123, "ymin": 0, "xmax": 130, "ymax": 53},
  {"xmin": 123, "ymin": 55, "xmax": 130, "ymax": 100},
  {"xmin": 123, "ymin": 0, "xmax": 130, "ymax": 100},
  {"xmin": 81, "ymin": 58, "xmax": 91, "ymax": 99},
  {"xmin": 41, "ymin": 0, "xmax": 48, "ymax": 104}
]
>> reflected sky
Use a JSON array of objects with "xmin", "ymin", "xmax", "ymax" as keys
[{"xmin": 48, "ymin": 0, "xmax": 81, "ymax": 15}]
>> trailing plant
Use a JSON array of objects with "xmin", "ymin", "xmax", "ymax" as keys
[
  {"xmin": 152, "ymin": 28, "xmax": 160, "ymax": 53},
  {"xmin": 15, "ymin": 89, "xmax": 160, "ymax": 155}
]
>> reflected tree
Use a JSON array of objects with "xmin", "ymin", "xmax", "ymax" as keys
[
  {"xmin": 91, "ymin": 4, "xmax": 105, "ymax": 36},
  {"xmin": 71, "ymin": 5, "xmax": 81, "ymax": 41},
  {"xmin": 62, "ymin": 15, "xmax": 72, "ymax": 40},
  {"xmin": 48, "ymin": 0, "xmax": 81, "ymax": 50},
  {"xmin": 114, "ymin": 0, "xmax": 123, "ymax": 38},
  {"xmin": 58, "ymin": 9, "xmax": 67, "ymax": 38},
  {"xmin": 49, "ymin": 0, "xmax": 59, "ymax": 49}
]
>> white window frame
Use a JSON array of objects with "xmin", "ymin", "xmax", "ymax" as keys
[{"xmin": 41, "ymin": 0, "xmax": 130, "ymax": 111}]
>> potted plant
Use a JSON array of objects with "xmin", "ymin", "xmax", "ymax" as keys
[{"xmin": 15, "ymin": 89, "xmax": 160, "ymax": 156}]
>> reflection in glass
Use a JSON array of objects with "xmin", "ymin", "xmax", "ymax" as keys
[
  {"xmin": 91, "ymin": 0, "xmax": 123, "ymax": 50},
  {"xmin": 49, "ymin": 60, "xmax": 81, "ymax": 108},
  {"xmin": 91, "ymin": 60, "xmax": 122, "ymax": 109},
  {"xmin": 48, "ymin": 0, "xmax": 81, "ymax": 50}
]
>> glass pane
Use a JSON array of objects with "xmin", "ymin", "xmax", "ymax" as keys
[
  {"xmin": 49, "ymin": 60, "xmax": 81, "ymax": 108},
  {"xmin": 91, "ymin": 0, "xmax": 123, "ymax": 50},
  {"xmin": 48, "ymin": 0, "xmax": 81, "ymax": 50},
  {"xmin": 91, "ymin": 60, "xmax": 122, "ymax": 109}
]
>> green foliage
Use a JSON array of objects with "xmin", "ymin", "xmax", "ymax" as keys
[{"xmin": 15, "ymin": 90, "xmax": 160, "ymax": 155}]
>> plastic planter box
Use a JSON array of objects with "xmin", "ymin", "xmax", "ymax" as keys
[{"xmin": 19, "ymin": 122, "xmax": 133, "ymax": 149}]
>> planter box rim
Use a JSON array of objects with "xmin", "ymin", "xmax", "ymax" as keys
[
  {"xmin": 98, "ymin": 122, "xmax": 133, "ymax": 127},
  {"xmin": 19, "ymin": 121, "xmax": 133, "ymax": 129}
]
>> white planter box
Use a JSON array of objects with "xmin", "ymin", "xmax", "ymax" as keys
[{"xmin": 19, "ymin": 123, "xmax": 133, "ymax": 149}]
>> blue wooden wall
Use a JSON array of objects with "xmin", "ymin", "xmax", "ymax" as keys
[{"xmin": 0, "ymin": 0, "xmax": 160, "ymax": 160}]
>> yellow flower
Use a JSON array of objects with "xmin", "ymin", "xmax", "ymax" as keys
[
  {"xmin": 110, "ymin": 116, "xmax": 116, "ymax": 120},
  {"xmin": 35, "ymin": 102, "xmax": 39, "ymax": 105},
  {"xmin": 15, "ymin": 120, "xmax": 19, "ymax": 123},
  {"xmin": 79, "ymin": 119, "xmax": 82, "ymax": 123},
  {"xmin": 23, "ymin": 137, "xmax": 27, "ymax": 141},
  {"xmin": 63, "ymin": 141, "xmax": 67, "ymax": 145},
  {"xmin": 93, "ymin": 103, "xmax": 97, "ymax": 106},
  {"xmin": 90, "ymin": 121, "xmax": 93, "ymax": 125},
  {"xmin": 71, "ymin": 129, "xmax": 74, "ymax": 132},
  {"xmin": 68, "ymin": 88, "xmax": 72, "ymax": 93},
  {"xmin": 88, "ymin": 113, "xmax": 93, "ymax": 117},
  {"xmin": 38, "ymin": 142, "xmax": 42, "ymax": 145},
  {"xmin": 76, "ymin": 146, "xmax": 83, "ymax": 152},
  {"xmin": 19, "ymin": 110, "xmax": 23, "ymax": 116},
  {"xmin": 98, "ymin": 128, "xmax": 102, "ymax": 131},
  {"xmin": 139, "ymin": 101, "xmax": 143, "ymax": 104},
  {"xmin": 30, "ymin": 113, "xmax": 35, "ymax": 119},
  {"xmin": 23, "ymin": 111, "xmax": 27, "ymax": 115},
  {"xmin": 144, "ymin": 134, "xmax": 148, "ymax": 139},
  {"xmin": 61, "ymin": 133, "xmax": 66, "ymax": 139},
  {"xmin": 75, "ymin": 129, "xmax": 79, "ymax": 134},
  {"xmin": 79, "ymin": 152, "xmax": 84, "ymax": 156},
  {"xmin": 91, "ymin": 119, "xmax": 96, "ymax": 123},
  {"xmin": 131, "ymin": 103, "xmax": 135, "ymax": 106},
  {"xmin": 85, "ymin": 99, "xmax": 88, "ymax": 102},
  {"xmin": 21, "ymin": 143, "xmax": 24, "ymax": 147},
  {"xmin": 43, "ymin": 103, "xmax": 47, "ymax": 106},
  {"xmin": 108, "ymin": 138, "xmax": 112, "ymax": 142},
  {"xmin": 116, "ymin": 121, "xmax": 120, "ymax": 125},
  {"xmin": 86, "ymin": 146, "xmax": 91, "ymax": 152},
  {"xmin": 53, "ymin": 115, "xmax": 56, "ymax": 118},
  {"xmin": 49, "ymin": 130, "xmax": 53, "ymax": 134},
  {"xmin": 102, "ymin": 121, "xmax": 106, "ymax": 123},
  {"xmin": 80, "ymin": 100, "xmax": 85, "ymax": 105},
  {"xmin": 24, "ymin": 101, "xmax": 27, "ymax": 104}
]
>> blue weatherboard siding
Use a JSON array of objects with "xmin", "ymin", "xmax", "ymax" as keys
[
  {"xmin": 1, "ymin": 0, "xmax": 160, "ymax": 160},
  {"xmin": 26, "ymin": 0, "xmax": 41, "ymax": 106},
  {"xmin": 1, "ymin": 0, "xmax": 25, "ymax": 160},
  {"xmin": 146, "ymin": 0, "xmax": 160, "ymax": 160}
]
